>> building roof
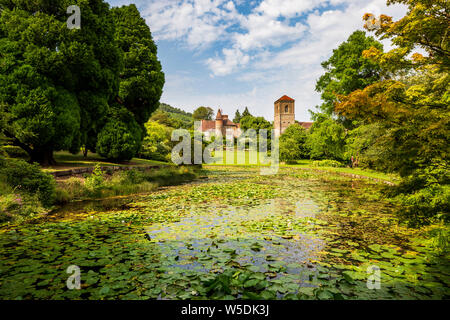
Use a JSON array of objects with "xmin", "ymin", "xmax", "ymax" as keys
[
  {"xmin": 223, "ymin": 119, "xmax": 238, "ymax": 127},
  {"xmin": 199, "ymin": 109, "xmax": 240, "ymax": 132},
  {"xmin": 215, "ymin": 109, "xmax": 223, "ymax": 120},
  {"xmin": 296, "ymin": 121, "xmax": 313, "ymax": 130},
  {"xmin": 276, "ymin": 95, "xmax": 295, "ymax": 103}
]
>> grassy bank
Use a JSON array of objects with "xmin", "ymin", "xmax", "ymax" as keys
[
  {"xmin": 55, "ymin": 165, "xmax": 201, "ymax": 204},
  {"xmin": 42, "ymin": 151, "xmax": 172, "ymax": 173}
]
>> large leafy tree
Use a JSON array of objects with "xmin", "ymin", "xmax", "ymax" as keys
[
  {"xmin": 306, "ymin": 115, "xmax": 347, "ymax": 161},
  {"xmin": 0, "ymin": 2, "xmax": 164, "ymax": 164},
  {"xmin": 239, "ymin": 115, "xmax": 271, "ymax": 132},
  {"xmin": 96, "ymin": 104, "xmax": 142, "ymax": 161},
  {"xmin": 193, "ymin": 106, "xmax": 214, "ymax": 120},
  {"xmin": 336, "ymin": 0, "xmax": 449, "ymax": 224},
  {"xmin": 315, "ymin": 30, "xmax": 383, "ymax": 118},
  {"xmin": 95, "ymin": 4, "xmax": 164, "ymax": 161},
  {"xmin": 0, "ymin": 0, "xmax": 120, "ymax": 165},
  {"xmin": 111, "ymin": 4, "xmax": 164, "ymax": 126},
  {"xmin": 279, "ymin": 124, "xmax": 309, "ymax": 162}
]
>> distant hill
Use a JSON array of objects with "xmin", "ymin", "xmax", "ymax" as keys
[{"xmin": 151, "ymin": 103, "xmax": 193, "ymax": 129}]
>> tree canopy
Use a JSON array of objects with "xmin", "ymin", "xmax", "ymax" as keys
[
  {"xmin": 0, "ymin": 2, "xmax": 164, "ymax": 164},
  {"xmin": 193, "ymin": 106, "xmax": 214, "ymax": 120},
  {"xmin": 315, "ymin": 30, "xmax": 383, "ymax": 118},
  {"xmin": 279, "ymin": 125, "xmax": 309, "ymax": 162},
  {"xmin": 336, "ymin": 0, "xmax": 449, "ymax": 224}
]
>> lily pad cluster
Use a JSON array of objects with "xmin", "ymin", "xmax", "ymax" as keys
[{"xmin": 0, "ymin": 167, "xmax": 448, "ymax": 299}]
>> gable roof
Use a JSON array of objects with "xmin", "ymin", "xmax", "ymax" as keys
[
  {"xmin": 276, "ymin": 95, "xmax": 295, "ymax": 103},
  {"xmin": 215, "ymin": 109, "xmax": 223, "ymax": 120},
  {"xmin": 296, "ymin": 121, "xmax": 313, "ymax": 130}
]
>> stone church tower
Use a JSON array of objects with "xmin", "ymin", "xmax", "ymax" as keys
[{"xmin": 274, "ymin": 95, "xmax": 295, "ymax": 137}]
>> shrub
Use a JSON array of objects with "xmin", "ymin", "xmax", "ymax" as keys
[
  {"xmin": 96, "ymin": 106, "xmax": 142, "ymax": 162},
  {"xmin": 84, "ymin": 164, "xmax": 105, "ymax": 196},
  {"xmin": 311, "ymin": 160, "xmax": 345, "ymax": 168},
  {"xmin": 392, "ymin": 160, "xmax": 449, "ymax": 226},
  {"xmin": 0, "ymin": 158, "xmax": 56, "ymax": 207},
  {"xmin": 0, "ymin": 194, "xmax": 46, "ymax": 223}
]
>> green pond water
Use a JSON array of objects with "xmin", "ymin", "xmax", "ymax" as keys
[{"xmin": 0, "ymin": 166, "xmax": 449, "ymax": 299}]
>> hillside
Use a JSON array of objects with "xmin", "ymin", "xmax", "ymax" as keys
[{"xmin": 152, "ymin": 103, "xmax": 194, "ymax": 129}]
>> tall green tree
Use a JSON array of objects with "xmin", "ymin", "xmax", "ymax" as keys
[
  {"xmin": 336, "ymin": 0, "xmax": 449, "ymax": 224},
  {"xmin": 0, "ymin": 2, "xmax": 164, "ymax": 164},
  {"xmin": 241, "ymin": 107, "xmax": 251, "ymax": 118},
  {"xmin": 0, "ymin": 0, "xmax": 121, "ymax": 165},
  {"xmin": 233, "ymin": 110, "xmax": 241, "ymax": 123},
  {"xmin": 315, "ymin": 30, "xmax": 383, "ymax": 118},
  {"xmin": 111, "ymin": 4, "xmax": 164, "ymax": 125},
  {"xmin": 96, "ymin": 4, "xmax": 164, "ymax": 161}
]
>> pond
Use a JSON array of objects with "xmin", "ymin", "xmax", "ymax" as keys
[{"xmin": 0, "ymin": 166, "xmax": 448, "ymax": 299}]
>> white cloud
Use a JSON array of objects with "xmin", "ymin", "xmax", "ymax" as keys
[
  {"xmin": 141, "ymin": 0, "xmax": 241, "ymax": 49},
  {"xmin": 111, "ymin": 0, "xmax": 409, "ymax": 121},
  {"xmin": 206, "ymin": 47, "xmax": 250, "ymax": 76},
  {"xmin": 255, "ymin": 0, "xmax": 326, "ymax": 18}
]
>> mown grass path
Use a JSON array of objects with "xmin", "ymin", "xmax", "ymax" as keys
[{"xmin": 0, "ymin": 167, "xmax": 448, "ymax": 299}]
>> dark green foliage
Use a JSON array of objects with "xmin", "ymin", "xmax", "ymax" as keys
[
  {"xmin": 241, "ymin": 107, "xmax": 251, "ymax": 118},
  {"xmin": 96, "ymin": 106, "xmax": 142, "ymax": 162},
  {"xmin": 315, "ymin": 30, "xmax": 383, "ymax": 118},
  {"xmin": 233, "ymin": 110, "xmax": 241, "ymax": 123},
  {"xmin": 280, "ymin": 125, "xmax": 309, "ymax": 161},
  {"xmin": 393, "ymin": 160, "xmax": 450, "ymax": 226},
  {"xmin": 111, "ymin": 4, "xmax": 164, "ymax": 126},
  {"xmin": 0, "ymin": 158, "xmax": 56, "ymax": 207},
  {"xmin": 0, "ymin": 0, "xmax": 122, "ymax": 165},
  {"xmin": 345, "ymin": 123, "xmax": 390, "ymax": 170},
  {"xmin": 0, "ymin": 2, "xmax": 164, "ymax": 165}
]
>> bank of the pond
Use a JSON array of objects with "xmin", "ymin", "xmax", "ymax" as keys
[
  {"xmin": 0, "ymin": 166, "xmax": 448, "ymax": 300},
  {"xmin": 54, "ymin": 165, "xmax": 203, "ymax": 204}
]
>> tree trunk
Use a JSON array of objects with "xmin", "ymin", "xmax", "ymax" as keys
[
  {"xmin": 30, "ymin": 149, "xmax": 56, "ymax": 166},
  {"xmin": 83, "ymin": 146, "xmax": 88, "ymax": 158}
]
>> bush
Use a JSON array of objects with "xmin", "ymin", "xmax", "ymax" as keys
[
  {"xmin": 54, "ymin": 166, "xmax": 200, "ymax": 202},
  {"xmin": 84, "ymin": 164, "xmax": 105, "ymax": 196},
  {"xmin": 96, "ymin": 106, "xmax": 142, "ymax": 162},
  {"xmin": 0, "ymin": 158, "xmax": 56, "ymax": 207},
  {"xmin": 311, "ymin": 160, "xmax": 345, "ymax": 168},
  {"xmin": 393, "ymin": 160, "xmax": 449, "ymax": 226},
  {"xmin": 0, "ymin": 193, "xmax": 46, "ymax": 223}
]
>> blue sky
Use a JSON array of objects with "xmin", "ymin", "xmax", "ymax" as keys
[{"xmin": 107, "ymin": 0, "xmax": 407, "ymax": 121}]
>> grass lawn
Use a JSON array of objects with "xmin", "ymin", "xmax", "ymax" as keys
[
  {"xmin": 45, "ymin": 150, "xmax": 397, "ymax": 183},
  {"xmin": 41, "ymin": 151, "xmax": 171, "ymax": 172},
  {"xmin": 285, "ymin": 160, "xmax": 399, "ymax": 183},
  {"xmin": 205, "ymin": 150, "xmax": 398, "ymax": 183}
]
